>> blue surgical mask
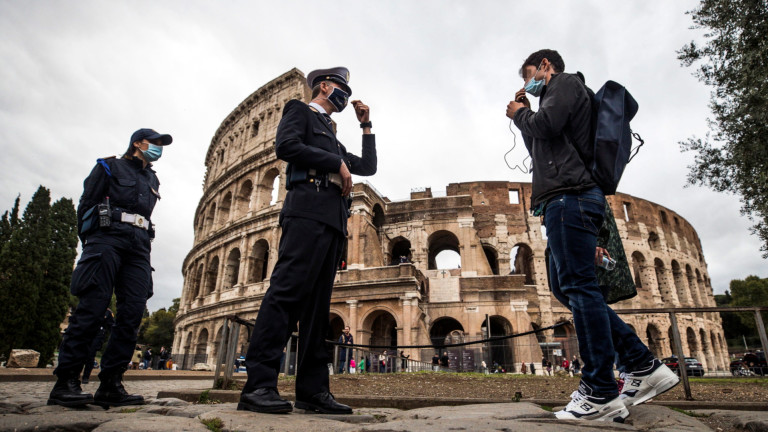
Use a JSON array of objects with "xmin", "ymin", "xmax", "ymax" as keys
[
  {"xmin": 524, "ymin": 65, "xmax": 545, "ymax": 97},
  {"xmin": 327, "ymin": 86, "xmax": 349, "ymax": 112},
  {"xmin": 141, "ymin": 143, "xmax": 163, "ymax": 162}
]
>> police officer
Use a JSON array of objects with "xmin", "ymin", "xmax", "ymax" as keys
[
  {"xmin": 238, "ymin": 67, "xmax": 376, "ymax": 415},
  {"xmin": 48, "ymin": 128, "xmax": 171, "ymax": 408}
]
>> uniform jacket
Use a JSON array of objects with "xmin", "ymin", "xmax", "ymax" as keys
[
  {"xmin": 275, "ymin": 99, "xmax": 377, "ymax": 234},
  {"xmin": 514, "ymin": 73, "xmax": 596, "ymax": 206},
  {"xmin": 77, "ymin": 156, "xmax": 161, "ymax": 240}
]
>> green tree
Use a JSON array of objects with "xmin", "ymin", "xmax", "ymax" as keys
[
  {"xmin": 0, "ymin": 187, "xmax": 52, "ymax": 358},
  {"xmin": 716, "ymin": 290, "xmax": 755, "ymax": 348},
  {"xmin": 678, "ymin": 0, "xmax": 768, "ymax": 256},
  {"xmin": 25, "ymin": 198, "xmax": 78, "ymax": 366},
  {"xmin": 729, "ymin": 276, "xmax": 768, "ymax": 348},
  {"xmin": 0, "ymin": 195, "xmax": 20, "ymax": 250},
  {"xmin": 139, "ymin": 298, "xmax": 179, "ymax": 353}
]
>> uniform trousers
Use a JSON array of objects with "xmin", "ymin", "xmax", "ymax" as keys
[
  {"xmin": 242, "ymin": 216, "xmax": 344, "ymax": 399},
  {"xmin": 55, "ymin": 225, "xmax": 152, "ymax": 379}
]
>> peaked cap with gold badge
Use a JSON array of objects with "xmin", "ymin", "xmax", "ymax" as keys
[{"xmin": 306, "ymin": 67, "xmax": 352, "ymax": 96}]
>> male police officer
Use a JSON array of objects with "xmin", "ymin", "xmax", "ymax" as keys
[
  {"xmin": 238, "ymin": 67, "xmax": 376, "ymax": 415},
  {"xmin": 507, "ymin": 50, "xmax": 677, "ymax": 422},
  {"xmin": 48, "ymin": 129, "xmax": 171, "ymax": 408}
]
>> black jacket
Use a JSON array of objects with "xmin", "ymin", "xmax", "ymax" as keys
[
  {"xmin": 514, "ymin": 73, "xmax": 595, "ymax": 206},
  {"xmin": 275, "ymin": 100, "xmax": 377, "ymax": 234},
  {"xmin": 77, "ymin": 156, "xmax": 160, "ymax": 239}
]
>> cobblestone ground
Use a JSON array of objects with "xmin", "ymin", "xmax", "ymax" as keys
[{"xmin": 0, "ymin": 379, "xmax": 212, "ymax": 403}]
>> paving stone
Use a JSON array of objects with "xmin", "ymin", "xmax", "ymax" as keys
[
  {"xmin": 357, "ymin": 416, "xmax": 636, "ymax": 432},
  {"xmin": 691, "ymin": 409, "xmax": 768, "ymax": 432},
  {"xmin": 153, "ymin": 402, "xmax": 237, "ymax": 418},
  {"xmin": 198, "ymin": 408, "xmax": 362, "ymax": 432},
  {"xmin": 388, "ymin": 402, "xmax": 553, "ymax": 421},
  {"xmin": 624, "ymin": 405, "xmax": 711, "ymax": 431},
  {"xmin": 0, "ymin": 411, "xmax": 131, "ymax": 432},
  {"xmin": 0, "ymin": 401, "xmax": 23, "ymax": 414},
  {"xmin": 91, "ymin": 414, "xmax": 210, "ymax": 432}
]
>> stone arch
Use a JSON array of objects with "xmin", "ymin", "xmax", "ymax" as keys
[
  {"xmin": 196, "ymin": 212, "xmax": 206, "ymax": 238},
  {"xmin": 193, "ymin": 264, "xmax": 204, "ymax": 300},
  {"xmin": 372, "ymin": 204, "xmax": 385, "ymax": 236},
  {"xmin": 648, "ymin": 232, "xmax": 661, "ymax": 251},
  {"xmin": 205, "ymin": 256, "xmax": 220, "ymax": 295},
  {"xmin": 654, "ymin": 258, "xmax": 672, "ymax": 304},
  {"xmin": 235, "ymin": 179, "xmax": 253, "ymax": 219},
  {"xmin": 362, "ymin": 309, "xmax": 399, "ymax": 349},
  {"xmin": 429, "ymin": 317, "xmax": 465, "ymax": 346},
  {"xmin": 205, "ymin": 203, "xmax": 216, "ymax": 233},
  {"xmin": 483, "ymin": 244, "xmax": 500, "ymax": 275},
  {"xmin": 709, "ymin": 331, "xmax": 721, "ymax": 370},
  {"xmin": 212, "ymin": 325, "xmax": 224, "ymax": 362},
  {"xmin": 248, "ymin": 239, "xmax": 270, "ymax": 283},
  {"xmin": 686, "ymin": 264, "xmax": 700, "ymax": 306},
  {"xmin": 218, "ymin": 191, "xmax": 233, "ymax": 227},
  {"xmin": 196, "ymin": 328, "xmax": 209, "ymax": 356},
  {"xmin": 427, "ymin": 230, "xmax": 460, "ymax": 270},
  {"xmin": 695, "ymin": 269, "xmax": 707, "ymax": 307},
  {"xmin": 686, "ymin": 327, "xmax": 698, "ymax": 357},
  {"xmin": 223, "ymin": 247, "xmax": 241, "ymax": 290},
  {"xmin": 699, "ymin": 328, "xmax": 714, "ymax": 371},
  {"xmin": 328, "ymin": 313, "xmax": 345, "ymax": 344},
  {"xmin": 646, "ymin": 324, "xmax": 664, "ymax": 358},
  {"xmin": 671, "ymin": 260, "xmax": 690, "ymax": 306},
  {"xmin": 510, "ymin": 243, "xmax": 535, "ymax": 284},
  {"xmin": 389, "ymin": 236, "xmax": 412, "ymax": 265},
  {"xmin": 631, "ymin": 251, "xmax": 655, "ymax": 307},
  {"xmin": 552, "ymin": 321, "xmax": 578, "ymax": 362},
  {"xmin": 488, "ymin": 315, "xmax": 515, "ymax": 371},
  {"xmin": 257, "ymin": 168, "xmax": 281, "ymax": 209}
]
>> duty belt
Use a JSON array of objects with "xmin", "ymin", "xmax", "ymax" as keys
[
  {"xmin": 114, "ymin": 211, "xmax": 150, "ymax": 230},
  {"xmin": 308, "ymin": 169, "xmax": 343, "ymax": 189}
]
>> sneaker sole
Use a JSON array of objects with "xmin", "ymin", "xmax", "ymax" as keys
[
  {"xmin": 236, "ymin": 401, "xmax": 293, "ymax": 414},
  {"xmin": 554, "ymin": 406, "xmax": 629, "ymax": 422},
  {"xmin": 627, "ymin": 374, "xmax": 680, "ymax": 406}
]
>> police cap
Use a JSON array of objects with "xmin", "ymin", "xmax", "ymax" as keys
[
  {"xmin": 307, "ymin": 67, "xmax": 352, "ymax": 96},
  {"xmin": 130, "ymin": 128, "xmax": 173, "ymax": 146}
]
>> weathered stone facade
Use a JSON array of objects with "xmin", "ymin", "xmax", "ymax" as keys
[{"xmin": 173, "ymin": 69, "xmax": 728, "ymax": 373}]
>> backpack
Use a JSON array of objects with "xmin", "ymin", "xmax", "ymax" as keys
[{"xmin": 576, "ymin": 74, "xmax": 644, "ymax": 195}]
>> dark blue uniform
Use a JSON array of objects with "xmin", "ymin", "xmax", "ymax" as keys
[
  {"xmin": 56, "ymin": 156, "xmax": 160, "ymax": 380},
  {"xmin": 242, "ymin": 100, "xmax": 376, "ymax": 400}
]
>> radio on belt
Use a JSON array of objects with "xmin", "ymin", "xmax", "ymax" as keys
[{"xmin": 98, "ymin": 196, "xmax": 112, "ymax": 228}]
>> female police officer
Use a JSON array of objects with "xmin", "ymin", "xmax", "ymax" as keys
[{"xmin": 48, "ymin": 128, "xmax": 171, "ymax": 408}]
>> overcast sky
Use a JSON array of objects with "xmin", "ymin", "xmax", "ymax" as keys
[{"xmin": 1, "ymin": 0, "xmax": 764, "ymax": 312}]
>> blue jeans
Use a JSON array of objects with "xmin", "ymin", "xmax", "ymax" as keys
[{"xmin": 545, "ymin": 186, "xmax": 652, "ymax": 397}]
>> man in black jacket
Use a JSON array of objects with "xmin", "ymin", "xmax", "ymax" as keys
[
  {"xmin": 238, "ymin": 67, "xmax": 376, "ymax": 415},
  {"xmin": 507, "ymin": 50, "xmax": 677, "ymax": 422}
]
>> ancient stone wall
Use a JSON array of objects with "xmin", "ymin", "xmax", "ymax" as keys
[{"xmin": 173, "ymin": 70, "xmax": 728, "ymax": 373}]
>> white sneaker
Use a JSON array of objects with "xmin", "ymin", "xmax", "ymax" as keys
[
  {"xmin": 620, "ymin": 358, "xmax": 680, "ymax": 406},
  {"xmin": 555, "ymin": 383, "xmax": 629, "ymax": 422}
]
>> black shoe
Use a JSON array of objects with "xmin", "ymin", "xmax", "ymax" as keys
[
  {"xmin": 237, "ymin": 388, "xmax": 292, "ymax": 414},
  {"xmin": 47, "ymin": 375, "xmax": 94, "ymax": 407},
  {"xmin": 295, "ymin": 392, "xmax": 352, "ymax": 414},
  {"xmin": 93, "ymin": 372, "xmax": 144, "ymax": 409},
  {"xmin": 82, "ymin": 377, "xmax": 90, "ymax": 385}
]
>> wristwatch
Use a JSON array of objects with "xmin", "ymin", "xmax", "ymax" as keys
[{"xmin": 360, "ymin": 121, "xmax": 372, "ymax": 129}]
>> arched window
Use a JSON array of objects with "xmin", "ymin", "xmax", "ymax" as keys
[
  {"xmin": 206, "ymin": 256, "xmax": 219, "ymax": 295},
  {"xmin": 427, "ymin": 230, "xmax": 460, "ymax": 270},
  {"xmin": 224, "ymin": 248, "xmax": 241, "ymax": 289},
  {"xmin": 430, "ymin": 317, "xmax": 464, "ymax": 347},
  {"xmin": 483, "ymin": 245, "xmax": 499, "ymax": 275},
  {"xmin": 646, "ymin": 324, "xmax": 663, "ymax": 358},
  {"xmin": 205, "ymin": 203, "xmax": 216, "ymax": 233},
  {"xmin": 648, "ymin": 232, "xmax": 661, "ymax": 251},
  {"xmin": 236, "ymin": 180, "xmax": 253, "ymax": 218},
  {"xmin": 390, "ymin": 237, "xmax": 412, "ymax": 265},
  {"xmin": 510, "ymin": 243, "xmax": 534, "ymax": 284},
  {"xmin": 218, "ymin": 192, "xmax": 233, "ymax": 226},
  {"xmin": 248, "ymin": 239, "xmax": 270, "ymax": 282},
  {"xmin": 372, "ymin": 204, "xmax": 385, "ymax": 236},
  {"xmin": 257, "ymin": 168, "xmax": 281, "ymax": 209}
]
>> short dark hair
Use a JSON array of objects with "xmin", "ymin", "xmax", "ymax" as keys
[
  {"xmin": 520, "ymin": 49, "xmax": 565, "ymax": 78},
  {"xmin": 311, "ymin": 80, "xmax": 332, "ymax": 99},
  {"xmin": 123, "ymin": 141, "xmax": 138, "ymax": 158}
]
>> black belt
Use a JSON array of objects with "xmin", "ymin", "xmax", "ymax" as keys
[{"xmin": 112, "ymin": 210, "xmax": 150, "ymax": 230}]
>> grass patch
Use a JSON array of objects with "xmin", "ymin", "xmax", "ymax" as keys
[
  {"xmin": 119, "ymin": 407, "xmax": 139, "ymax": 413},
  {"xmin": 214, "ymin": 378, "xmax": 239, "ymax": 390},
  {"xmin": 688, "ymin": 377, "xmax": 768, "ymax": 385},
  {"xmin": 197, "ymin": 389, "xmax": 221, "ymax": 404},
  {"xmin": 201, "ymin": 417, "xmax": 224, "ymax": 432},
  {"xmin": 670, "ymin": 407, "xmax": 710, "ymax": 418},
  {"xmin": 539, "ymin": 405, "xmax": 553, "ymax": 412}
]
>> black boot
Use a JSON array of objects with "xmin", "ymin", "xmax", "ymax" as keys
[
  {"xmin": 47, "ymin": 372, "xmax": 94, "ymax": 407},
  {"xmin": 93, "ymin": 372, "xmax": 144, "ymax": 408}
]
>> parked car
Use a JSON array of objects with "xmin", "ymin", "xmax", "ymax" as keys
[
  {"xmin": 662, "ymin": 356, "xmax": 705, "ymax": 377},
  {"xmin": 734, "ymin": 352, "xmax": 767, "ymax": 376}
]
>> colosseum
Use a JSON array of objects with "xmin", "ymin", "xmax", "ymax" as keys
[{"xmin": 172, "ymin": 68, "xmax": 728, "ymax": 374}]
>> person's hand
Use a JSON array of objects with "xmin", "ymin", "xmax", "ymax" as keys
[
  {"xmin": 506, "ymin": 100, "xmax": 526, "ymax": 119},
  {"xmin": 595, "ymin": 247, "xmax": 611, "ymax": 266},
  {"xmin": 351, "ymin": 100, "xmax": 369, "ymax": 123},
  {"xmin": 340, "ymin": 160, "xmax": 352, "ymax": 196},
  {"xmin": 515, "ymin": 89, "xmax": 531, "ymax": 109}
]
